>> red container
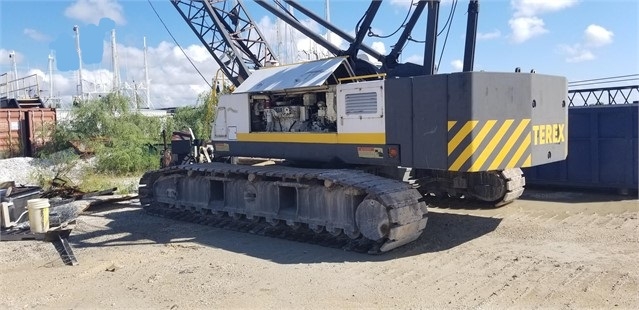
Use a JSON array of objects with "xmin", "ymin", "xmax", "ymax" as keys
[{"xmin": 0, "ymin": 108, "xmax": 57, "ymax": 158}]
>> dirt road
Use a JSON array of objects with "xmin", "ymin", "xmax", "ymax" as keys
[{"xmin": 1, "ymin": 189, "xmax": 637, "ymax": 309}]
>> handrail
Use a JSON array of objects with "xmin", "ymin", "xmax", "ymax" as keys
[{"xmin": 338, "ymin": 73, "xmax": 387, "ymax": 84}]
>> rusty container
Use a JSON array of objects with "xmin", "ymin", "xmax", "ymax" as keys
[{"xmin": 0, "ymin": 108, "xmax": 57, "ymax": 158}]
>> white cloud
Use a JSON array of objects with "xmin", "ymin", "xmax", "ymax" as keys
[
  {"xmin": 509, "ymin": 0, "xmax": 578, "ymax": 43},
  {"xmin": 451, "ymin": 59, "xmax": 463, "ymax": 71},
  {"xmin": 584, "ymin": 24, "xmax": 614, "ymax": 47},
  {"xmin": 371, "ymin": 41, "xmax": 386, "ymax": 55},
  {"xmin": 558, "ymin": 44, "xmax": 595, "ymax": 63},
  {"xmin": 64, "ymin": 0, "xmax": 126, "ymax": 26},
  {"xmin": 511, "ymin": 0, "xmax": 579, "ymax": 17},
  {"xmin": 557, "ymin": 24, "xmax": 612, "ymax": 63},
  {"xmin": 24, "ymin": 29, "xmax": 50, "ymax": 42},
  {"xmin": 8, "ymin": 40, "xmax": 218, "ymax": 109},
  {"xmin": 509, "ymin": 16, "xmax": 547, "ymax": 43},
  {"xmin": 115, "ymin": 41, "xmax": 217, "ymax": 108},
  {"xmin": 327, "ymin": 32, "xmax": 344, "ymax": 48},
  {"xmin": 477, "ymin": 29, "xmax": 502, "ymax": 40}
]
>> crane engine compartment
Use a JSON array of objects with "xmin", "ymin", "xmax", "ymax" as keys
[{"xmin": 249, "ymin": 88, "xmax": 338, "ymax": 133}]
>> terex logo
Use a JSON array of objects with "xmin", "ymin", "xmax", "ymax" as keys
[{"xmin": 532, "ymin": 123, "xmax": 565, "ymax": 145}]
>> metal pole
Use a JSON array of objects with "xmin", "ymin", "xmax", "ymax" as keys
[
  {"xmin": 48, "ymin": 53, "xmax": 54, "ymax": 102},
  {"xmin": 423, "ymin": 0, "xmax": 440, "ymax": 75},
  {"xmin": 111, "ymin": 29, "xmax": 120, "ymax": 92},
  {"xmin": 9, "ymin": 51, "xmax": 18, "ymax": 96},
  {"xmin": 144, "ymin": 37, "xmax": 151, "ymax": 109},
  {"xmin": 73, "ymin": 25, "xmax": 84, "ymax": 99},
  {"xmin": 463, "ymin": 0, "xmax": 479, "ymax": 72}
]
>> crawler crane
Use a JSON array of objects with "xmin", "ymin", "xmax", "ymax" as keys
[{"xmin": 140, "ymin": 0, "xmax": 568, "ymax": 252}]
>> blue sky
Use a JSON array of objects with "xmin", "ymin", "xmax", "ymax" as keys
[{"xmin": 1, "ymin": 0, "xmax": 637, "ymax": 108}]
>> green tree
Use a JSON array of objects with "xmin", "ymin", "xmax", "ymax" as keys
[
  {"xmin": 42, "ymin": 94, "xmax": 162, "ymax": 174},
  {"xmin": 169, "ymin": 89, "xmax": 218, "ymax": 140}
]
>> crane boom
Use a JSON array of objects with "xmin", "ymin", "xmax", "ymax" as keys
[
  {"xmin": 283, "ymin": 0, "xmax": 386, "ymax": 63},
  {"xmin": 255, "ymin": 0, "xmax": 343, "ymax": 56},
  {"xmin": 171, "ymin": 0, "xmax": 278, "ymax": 86}
]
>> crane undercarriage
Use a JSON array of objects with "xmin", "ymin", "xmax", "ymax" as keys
[
  {"xmin": 140, "ymin": 162, "xmax": 427, "ymax": 253},
  {"xmin": 139, "ymin": 162, "xmax": 523, "ymax": 253}
]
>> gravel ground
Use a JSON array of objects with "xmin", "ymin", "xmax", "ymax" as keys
[
  {"xmin": 1, "ymin": 157, "xmax": 637, "ymax": 308},
  {"xmin": 0, "ymin": 157, "xmax": 53, "ymax": 186},
  {"xmin": 0, "ymin": 189, "xmax": 637, "ymax": 309}
]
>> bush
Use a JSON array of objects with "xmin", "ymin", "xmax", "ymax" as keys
[
  {"xmin": 169, "ymin": 90, "xmax": 217, "ymax": 140},
  {"xmin": 30, "ymin": 149, "xmax": 80, "ymax": 189},
  {"xmin": 40, "ymin": 91, "xmax": 217, "ymax": 175},
  {"xmin": 95, "ymin": 143, "xmax": 159, "ymax": 174}
]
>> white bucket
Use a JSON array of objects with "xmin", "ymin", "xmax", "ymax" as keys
[{"xmin": 27, "ymin": 198, "xmax": 50, "ymax": 233}]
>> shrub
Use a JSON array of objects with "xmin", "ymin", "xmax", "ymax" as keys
[{"xmin": 39, "ymin": 92, "xmax": 217, "ymax": 176}]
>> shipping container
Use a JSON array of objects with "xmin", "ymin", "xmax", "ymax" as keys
[
  {"xmin": 0, "ymin": 108, "xmax": 57, "ymax": 158},
  {"xmin": 523, "ymin": 104, "xmax": 638, "ymax": 193}
]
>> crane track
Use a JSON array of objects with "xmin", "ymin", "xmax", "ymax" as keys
[
  {"xmin": 144, "ymin": 204, "xmax": 380, "ymax": 253},
  {"xmin": 420, "ymin": 168, "xmax": 526, "ymax": 209},
  {"xmin": 139, "ymin": 163, "xmax": 428, "ymax": 254}
]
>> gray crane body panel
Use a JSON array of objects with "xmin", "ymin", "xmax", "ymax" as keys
[
  {"xmin": 212, "ymin": 69, "xmax": 568, "ymax": 173},
  {"xmin": 387, "ymin": 72, "xmax": 568, "ymax": 171}
]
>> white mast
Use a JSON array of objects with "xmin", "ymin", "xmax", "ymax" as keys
[
  {"xmin": 48, "ymin": 52, "xmax": 54, "ymax": 100},
  {"xmin": 9, "ymin": 51, "xmax": 18, "ymax": 95},
  {"xmin": 111, "ymin": 29, "xmax": 120, "ymax": 92},
  {"xmin": 324, "ymin": 0, "xmax": 331, "ymax": 59},
  {"xmin": 288, "ymin": 4, "xmax": 295, "ymax": 63},
  {"xmin": 325, "ymin": 0, "xmax": 331, "ymax": 33},
  {"xmin": 73, "ymin": 25, "xmax": 84, "ymax": 99},
  {"xmin": 276, "ymin": 18, "xmax": 282, "ymax": 62},
  {"xmin": 143, "ymin": 36, "xmax": 151, "ymax": 109}
]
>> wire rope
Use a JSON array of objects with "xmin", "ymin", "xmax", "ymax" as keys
[{"xmin": 148, "ymin": 0, "xmax": 212, "ymax": 88}]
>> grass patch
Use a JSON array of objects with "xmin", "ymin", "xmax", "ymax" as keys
[{"xmin": 79, "ymin": 172, "xmax": 140, "ymax": 195}]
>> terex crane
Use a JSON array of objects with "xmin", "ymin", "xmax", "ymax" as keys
[{"xmin": 140, "ymin": 0, "xmax": 568, "ymax": 253}]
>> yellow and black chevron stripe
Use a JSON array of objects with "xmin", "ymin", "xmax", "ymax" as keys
[{"xmin": 447, "ymin": 119, "xmax": 532, "ymax": 172}]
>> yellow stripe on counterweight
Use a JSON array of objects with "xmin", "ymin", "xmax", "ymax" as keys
[
  {"xmin": 469, "ymin": 119, "xmax": 514, "ymax": 172},
  {"xmin": 488, "ymin": 119, "xmax": 530, "ymax": 170},
  {"xmin": 448, "ymin": 120, "xmax": 479, "ymax": 155},
  {"xmin": 449, "ymin": 120, "xmax": 497, "ymax": 171},
  {"xmin": 523, "ymin": 154, "xmax": 532, "ymax": 167},
  {"xmin": 506, "ymin": 133, "xmax": 531, "ymax": 168},
  {"xmin": 447, "ymin": 121, "xmax": 457, "ymax": 131},
  {"xmin": 237, "ymin": 132, "xmax": 386, "ymax": 144}
]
